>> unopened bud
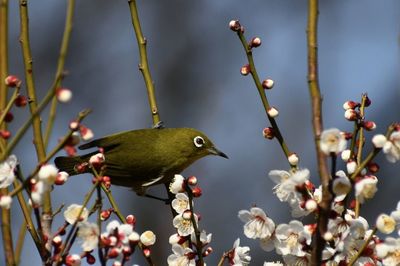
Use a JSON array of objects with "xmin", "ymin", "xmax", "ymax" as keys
[
  {"xmin": 52, "ymin": 235, "xmax": 62, "ymax": 247},
  {"xmin": 305, "ymin": 199, "xmax": 318, "ymax": 211},
  {"xmin": 344, "ymin": 109, "xmax": 358, "ymax": 121},
  {"xmin": 262, "ymin": 78, "xmax": 274, "ymax": 89},
  {"xmin": 4, "ymin": 112, "xmax": 13, "ymax": 123},
  {"xmin": 15, "ymin": 95, "xmax": 28, "ymax": 107},
  {"xmin": 86, "ymin": 254, "xmax": 96, "ymax": 265},
  {"xmin": 143, "ymin": 248, "xmax": 151, "ymax": 257},
  {"xmin": 372, "ymin": 134, "xmax": 387, "ymax": 148},
  {"xmin": 108, "ymin": 247, "xmax": 120, "ymax": 258},
  {"xmin": 267, "ymin": 107, "xmax": 279, "ymax": 118},
  {"xmin": 343, "ymin": 100, "xmax": 359, "ymax": 110},
  {"xmin": 182, "ymin": 210, "xmax": 192, "ymax": 220},
  {"xmin": 240, "ymin": 64, "xmax": 250, "ymax": 76},
  {"xmin": 187, "ymin": 176, "xmax": 197, "ymax": 186},
  {"xmin": 262, "ymin": 127, "xmax": 274, "ymax": 139},
  {"xmin": 69, "ymin": 121, "xmax": 80, "ymax": 131},
  {"xmin": 323, "ymin": 231, "xmax": 333, "ymax": 241},
  {"xmin": 346, "ymin": 160, "xmax": 357, "ymax": 174},
  {"xmin": 4, "ymin": 75, "xmax": 21, "ymax": 87},
  {"xmin": 55, "ymin": 171, "xmax": 69, "ymax": 185},
  {"xmin": 288, "ymin": 153, "xmax": 299, "ymax": 166},
  {"xmin": 0, "ymin": 130, "xmax": 11, "ymax": 139},
  {"xmin": 341, "ymin": 149, "xmax": 351, "ymax": 162},
  {"xmin": 229, "ymin": 20, "xmax": 241, "ymax": 31},
  {"xmin": 56, "ymin": 88, "xmax": 72, "ymax": 103},
  {"xmin": 126, "ymin": 214, "xmax": 136, "ymax": 225},
  {"xmin": 249, "ymin": 37, "xmax": 261, "ymax": 48},
  {"xmin": 363, "ymin": 121, "xmax": 376, "ymax": 131},
  {"xmin": 367, "ymin": 162, "xmax": 379, "ymax": 173},
  {"xmin": 101, "ymin": 210, "xmax": 111, "ymax": 221},
  {"xmin": 192, "ymin": 187, "xmax": 202, "ymax": 197}
]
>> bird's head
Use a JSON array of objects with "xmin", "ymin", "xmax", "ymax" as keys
[{"xmin": 174, "ymin": 128, "xmax": 228, "ymax": 161}]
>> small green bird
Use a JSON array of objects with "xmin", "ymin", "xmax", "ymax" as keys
[{"xmin": 54, "ymin": 128, "xmax": 227, "ymax": 195}]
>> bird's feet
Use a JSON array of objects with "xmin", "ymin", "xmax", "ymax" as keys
[{"xmin": 152, "ymin": 121, "xmax": 165, "ymax": 129}]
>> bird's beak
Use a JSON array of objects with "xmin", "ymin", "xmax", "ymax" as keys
[{"xmin": 208, "ymin": 147, "xmax": 229, "ymax": 159}]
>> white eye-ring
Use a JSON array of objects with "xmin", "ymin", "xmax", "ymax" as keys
[{"xmin": 194, "ymin": 136, "xmax": 205, "ymax": 148}]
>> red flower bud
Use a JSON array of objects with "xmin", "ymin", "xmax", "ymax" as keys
[
  {"xmin": 240, "ymin": 64, "xmax": 251, "ymax": 76},
  {"xmin": 229, "ymin": 20, "xmax": 241, "ymax": 31},
  {"xmin": 4, "ymin": 112, "xmax": 13, "ymax": 123},
  {"xmin": 0, "ymin": 130, "xmax": 11, "ymax": 139},
  {"xmin": 15, "ymin": 95, "xmax": 28, "ymax": 107},
  {"xmin": 126, "ymin": 214, "xmax": 136, "ymax": 225},
  {"xmin": 262, "ymin": 127, "xmax": 275, "ymax": 139},
  {"xmin": 187, "ymin": 176, "xmax": 197, "ymax": 186},
  {"xmin": 249, "ymin": 37, "xmax": 261, "ymax": 48},
  {"xmin": 192, "ymin": 187, "xmax": 202, "ymax": 197},
  {"xmin": 4, "ymin": 75, "xmax": 21, "ymax": 87}
]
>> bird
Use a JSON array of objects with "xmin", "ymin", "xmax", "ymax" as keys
[{"xmin": 54, "ymin": 128, "xmax": 228, "ymax": 196}]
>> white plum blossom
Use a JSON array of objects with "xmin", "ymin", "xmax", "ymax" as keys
[
  {"xmin": 320, "ymin": 128, "xmax": 347, "ymax": 155},
  {"xmin": 383, "ymin": 131, "xmax": 400, "ymax": 163},
  {"xmin": 38, "ymin": 164, "xmax": 59, "ymax": 185},
  {"xmin": 332, "ymin": 170, "xmax": 351, "ymax": 201},
  {"xmin": 268, "ymin": 168, "xmax": 309, "ymax": 202},
  {"xmin": 376, "ymin": 214, "xmax": 396, "ymax": 234},
  {"xmin": 173, "ymin": 213, "xmax": 198, "ymax": 237},
  {"xmin": 238, "ymin": 207, "xmax": 275, "ymax": 239},
  {"xmin": 77, "ymin": 222, "xmax": 99, "ymax": 251},
  {"xmin": 172, "ymin": 193, "xmax": 190, "ymax": 214},
  {"xmin": 274, "ymin": 220, "xmax": 312, "ymax": 257},
  {"xmin": 375, "ymin": 237, "xmax": 400, "ymax": 266},
  {"xmin": 63, "ymin": 204, "xmax": 89, "ymax": 224},
  {"xmin": 169, "ymin": 174, "xmax": 185, "ymax": 194},
  {"xmin": 0, "ymin": 195, "xmax": 12, "ymax": 209},
  {"xmin": 167, "ymin": 244, "xmax": 195, "ymax": 266},
  {"xmin": 355, "ymin": 176, "xmax": 378, "ymax": 203},
  {"xmin": 140, "ymin": 230, "xmax": 156, "ymax": 246},
  {"xmin": 191, "ymin": 230, "xmax": 212, "ymax": 246},
  {"xmin": 0, "ymin": 155, "xmax": 17, "ymax": 188},
  {"xmin": 230, "ymin": 238, "xmax": 251, "ymax": 266}
]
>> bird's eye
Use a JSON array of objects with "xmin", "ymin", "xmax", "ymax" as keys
[{"xmin": 193, "ymin": 136, "xmax": 205, "ymax": 148}]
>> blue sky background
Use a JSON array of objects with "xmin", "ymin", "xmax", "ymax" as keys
[{"xmin": 3, "ymin": 0, "xmax": 400, "ymax": 264}]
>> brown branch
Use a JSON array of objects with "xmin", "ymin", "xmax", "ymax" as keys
[
  {"xmin": 127, "ymin": 0, "xmax": 161, "ymax": 127},
  {"xmin": 306, "ymin": 0, "xmax": 332, "ymax": 265}
]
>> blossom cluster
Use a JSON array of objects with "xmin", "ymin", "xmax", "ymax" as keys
[{"xmin": 167, "ymin": 174, "xmax": 212, "ymax": 265}]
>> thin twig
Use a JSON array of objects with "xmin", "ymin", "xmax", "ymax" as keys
[
  {"xmin": 348, "ymin": 227, "xmax": 377, "ymax": 266},
  {"xmin": 127, "ymin": 0, "xmax": 161, "ymax": 127},
  {"xmin": 0, "ymin": 87, "xmax": 19, "ymax": 126},
  {"xmin": 44, "ymin": 0, "xmax": 76, "ymax": 149},
  {"xmin": 186, "ymin": 187, "xmax": 204, "ymax": 265},
  {"xmin": 235, "ymin": 29, "xmax": 291, "ymax": 164},
  {"xmin": 306, "ymin": 0, "xmax": 332, "ymax": 265}
]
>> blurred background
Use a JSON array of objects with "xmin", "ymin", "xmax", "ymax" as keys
[{"xmin": 3, "ymin": 0, "xmax": 400, "ymax": 264}]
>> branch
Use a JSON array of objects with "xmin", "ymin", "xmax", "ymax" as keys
[
  {"xmin": 44, "ymin": 0, "xmax": 76, "ymax": 148},
  {"xmin": 232, "ymin": 22, "xmax": 292, "ymax": 166},
  {"xmin": 0, "ymin": 1, "xmax": 15, "ymax": 265},
  {"xmin": 127, "ymin": 0, "xmax": 161, "ymax": 127},
  {"xmin": 306, "ymin": 0, "xmax": 332, "ymax": 265}
]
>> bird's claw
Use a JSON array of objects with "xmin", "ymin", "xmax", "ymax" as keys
[{"xmin": 152, "ymin": 121, "xmax": 165, "ymax": 129}]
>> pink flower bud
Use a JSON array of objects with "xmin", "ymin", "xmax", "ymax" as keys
[
  {"xmin": 343, "ymin": 100, "xmax": 359, "ymax": 110},
  {"xmin": 86, "ymin": 254, "xmax": 96, "ymax": 265},
  {"xmin": 80, "ymin": 125, "xmax": 94, "ymax": 141},
  {"xmin": 249, "ymin": 37, "xmax": 261, "ymax": 48},
  {"xmin": 267, "ymin": 107, "xmax": 279, "ymax": 118},
  {"xmin": 15, "ymin": 95, "xmax": 28, "ymax": 107},
  {"xmin": 262, "ymin": 78, "xmax": 274, "ymax": 89},
  {"xmin": 229, "ymin": 20, "xmax": 241, "ymax": 31},
  {"xmin": 69, "ymin": 121, "xmax": 80, "ymax": 131},
  {"xmin": 4, "ymin": 75, "xmax": 21, "ymax": 87},
  {"xmin": 363, "ymin": 121, "xmax": 376, "ymax": 131},
  {"xmin": 101, "ymin": 210, "xmax": 112, "ymax": 221},
  {"xmin": 126, "ymin": 214, "xmax": 136, "ymax": 225},
  {"xmin": 187, "ymin": 176, "xmax": 197, "ymax": 186},
  {"xmin": 288, "ymin": 153, "xmax": 299, "ymax": 166},
  {"xmin": 240, "ymin": 64, "xmax": 251, "ymax": 76},
  {"xmin": 108, "ymin": 247, "xmax": 120, "ymax": 258},
  {"xmin": 143, "ymin": 248, "xmax": 151, "ymax": 257},
  {"xmin": 344, "ymin": 109, "xmax": 358, "ymax": 121},
  {"xmin": 55, "ymin": 171, "xmax": 69, "ymax": 185},
  {"xmin": 4, "ymin": 112, "xmax": 13, "ymax": 123},
  {"xmin": 192, "ymin": 187, "xmax": 202, "ymax": 197},
  {"xmin": 56, "ymin": 88, "xmax": 72, "ymax": 103},
  {"xmin": 65, "ymin": 254, "xmax": 81, "ymax": 266},
  {"xmin": 89, "ymin": 153, "xmax": 105, "ymax": 167},
  {"xmin": 0, "ymin": 130, "xmax": 11, "ymax": 139},
  {"xmin": 182, "ymin": 210, "xmax": 192, "ymax": 220},
  {"xmin": 262, "ymin": 127, "xmax": 275, "ymax": 139},
  {"xmin": 52, "ymin": 235, "xmax": 62, "ymax": 247}
]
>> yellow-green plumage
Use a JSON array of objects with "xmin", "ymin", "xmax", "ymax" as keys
[{"xmin": 54, "ymin": 128, "xmax": 227, "ymax": 195}]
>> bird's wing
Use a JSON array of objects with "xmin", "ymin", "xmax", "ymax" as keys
[{"xmin": 78, "ymin": 130, "xmax": 133, "ymax": 150}]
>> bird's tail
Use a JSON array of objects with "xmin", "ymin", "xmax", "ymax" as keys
[{"xmin": 54, "ymin": 155, "xmax": 87, "ymax": 176}]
